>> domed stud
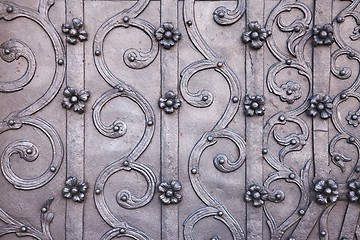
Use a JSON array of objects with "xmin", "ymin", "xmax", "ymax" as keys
[
  {"xmin": 217, "ymin": 62, "xmax": 223, "ymax": 68},
  {"xmin": 6, "ymin": 6, "xmax": 13, "ymax": 13},
  {"xmin": 186, "ymin": 20, "xmax": 192, "ymax": 26},
  {"xmin": 232, "ymin": 96, "xmax": 239, "ymax": 103},
  {"xmin": 95, "ymin": 189, "xmax": 101, "ymax": 195},
  {"xmin": 41, "ymin": 207, "xmax": 47, "ymax": 213},
  {"xmin": 123, "ymin": 16, "xmax": 129, "ymax": 23},
  {"xmin": 119, "ymin": 228, "xmax": 126, "ymax": 234},
  {"xmin": 279, "ymin": 115, "xmax": 286, "ymax": 121},
  {"xmin": 50, "ymin": 166, "xmax": 56, "ymax": 172},
  {"xmin": 298, "ymin": 209, "xmax": 305, "ymax": 215},
  {"xmin": 57, "ymin": 59, "xmax": 64, "ymax": 65},
  {"xmin": 262, "ymin": 148, "xmax": 268, "ymax": 155},
  {"xmin": 95, "ymin": 50, "xmax": 101, "ymax": 56},
  {"xmin": 123, "ymin": 160, "xmax": 129, "ymax": 167},
  {"xmin": 20, "ymin": 226, "xmax": 27, "ymax": 232},
  {"xmin": 4, "ymin": 49, "xmax": 11, "ymax": 55},
  {"xmin": 147, "ymin": 120, "xmax": 154, "ymax": 126},
  {"xmin": 286, "ymin": 59, "xmax": 292, "ymax": 65},
  {"xmin": 191, "ymin": 168, "xmax": 197, "ymax": 174}
]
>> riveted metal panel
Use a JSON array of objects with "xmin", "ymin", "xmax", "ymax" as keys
[{"xmin": 1, "ymin": 0, "xmax": 360, "ymax": 239}]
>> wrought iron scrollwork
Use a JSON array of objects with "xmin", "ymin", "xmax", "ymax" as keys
[
  {"xmin": 0, "ymin": 198, "xmax": 55, "ymax": 239},
  {"xmin": 92, "ymin": 0, "xmax": 157, "ymax": 238}
]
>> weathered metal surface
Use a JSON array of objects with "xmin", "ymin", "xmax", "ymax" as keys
[{"xmin": 1, "ymin": 0, "xmax": 360, "ymax": 239}]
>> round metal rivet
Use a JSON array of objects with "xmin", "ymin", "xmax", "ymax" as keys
[
  {"xmin": 217, "ymin": 211, "xmax": 223, "ymax": 216},
  {"xmin": 95, "ymin": 189, "xmax": 101, "ymax": 194},
  {"xmin": 355, "ymin": 166, "xmax": 360, "ymax": 173},
  {"xmin": 113, "ymin": 125, "xmax": 120, "ymax": 132},
  {"xmin": 290, "ymin": 139, "xmax": 297, "ymax": 145},
  {"xmin": 349, "ymin": 52, "xmax": 355, "ymax": 58},
  {"xmin": 8, "ymin": 119, "xmax": 15, "ymax": 126},
  {"xmin": 123, "ymin": 160, "xmax": 129, "ymax": 166},
  {"xmin": 191, "ymin": 168, "xmax": 197, "ymax": 174},
  {"xmin": 232, "ymin": 96, "xmax": 239, "ymax": 103},
  {"xmin": 57, "ymin": 59, "xmax": 64, "ymax": 65},
  {"xmin": 289, "ymin": 237, "xmax": 296, "ymax": 240},
  {"xmin": 118, "ymin": 87, "xmax": 124, "ymax": 92},
  {"xmin": 41, "ymin": 207, "xmax": 47, "ymax": 213},
  {"xmin": 340, "ymin": 93, "xmax": 347, "ymax": 99},
  {"xmin": 123, "ymin": 16, "xmax": 129, "ymax": 22},
  {"xmin": 294, "ymin": 26, "xmax": 301, "ymax": 32},
  {"xmin": 147, "ymin": 120, "xmax": 153, "ymax": 126},
  {"xmin": 207, "ymin": 135, "xmax": 214, "ymax": 142},
  {"xmin": 95, "ymin": 50, "xmax": 101, "ymax": 56},
  {"xmin": 289, "ymin": 173, "xmax": 295, "ymax": 179},
  {"xmin": 320, "ymin": 230, "xmax": 326, "ymax": 236},
  {"xmin": 217, "ymin": 62, "xmax": 223, "ymax": 67},
  {"xmin": 129, "ymin": 56, "xmax": 135, "ymax": 62},
  {"xmin": 50, "ymin": 166, "xmax": 56, "ymax": 172},
  {"xmin": 6, "ymin": 6, "xmax": 13, "ymax": 13},
  {"xmin": 337, "ymin": 16, "xmax": 344, "ymax": 23},
  {"xmin": 262, "ymin": 149, "xmax": 268, "ymax": 154},
  {"xmin": 4, "ymin": 49, "xmax": 11, "ymax": 55},
  {"xmin": 121, "ymin": 195, "xmax": 127, "ymax": 201},
  {"xmin": 119, "ymin": 228, "xmax": 126, "ymax": 234},
  {"xmin": 349, "ymin": 137, "xmax": 356, "ymax": 143},
  {"xmin": 202, "ymin": 95, "xmax": 208, "ymax": 101},
  {"xmin": 279, "ymin": 115, "xmax": 286, "ymax": 121},
  {"xmin": 20, "ymin": 226, "xmax": 27, "ymax": 232},
  {"xmin": 286, "ymin": 59, "xmax": 292, "ymax": 65},
  {"xmin": 298, "ymin": 209, "xmax": 305, "ymax": 215},
  {"xmin": 340, "ymin": 69, "xmax": 346, "ymax": 76},
  {"xmin": 219, "ymin": 159, "xmax": 225, "ymax": 164},
  {"xmin": 26, "ymin": 149, "xmax": 33, "ymax": 154},
  {"xmin": 186, "ymin": 20, "xmax": 192, "ymax": 26}
]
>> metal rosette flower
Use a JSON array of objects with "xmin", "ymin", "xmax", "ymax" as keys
[
  {"xmin": 312, "ymin": 23, "xmax": 335, "ymax": 46},
  {"xmin": 61, "ymin": 86, "xmax": 90, "ymax": 114},
  {"xmin": 306, "ymin": 94, "xmax": 333, "ymax": 119},
  {"xmin": 347, "ymin": 180, "xmax": 360, "ymax": 203},
  {"xmin": 314, "ymin": 179, "xmax": 339, "ymax": 205},
  {"xmin": 155, "ymin": 22, "xmax": 181, "ymax": 49},
  {"xmin": 158, "ymin": 180, "xmax": 182, "ymax": 205},
  {"xmin": 241, "ymin": 21, "xmax": 271, "ymax": 50},
  {"xmin": 279, "ymin": 81, "xmax": 301, "ymax": 104},
  {"xmin": 158, "ymin": 90, "xmax": 181, "ymax": 114},
  {"xmin": 346, "ymin": 110, "xmax": 360, "ymax": 127},
  {"xmin": 62, "ymin": 176, "xmax": 88, "ymax": 203},
  {"xmin": 244, "ymin": 95, "xmax": 265, "ymax": 116},
  {"xmin": 61, "ymin": 18, "xmax": 88, "ymax": 45},
  {"xmin": 244, "ymin": 184, "xmax": 268, "ymax": 207}
]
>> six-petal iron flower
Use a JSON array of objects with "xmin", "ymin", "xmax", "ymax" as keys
[
  {"xmin": 155, "ymin": 22, "xmax": 181, "ymax": 49},
  {"xmin": 62, "ymin": 176, "xmax": 88, "ymax": 203}
]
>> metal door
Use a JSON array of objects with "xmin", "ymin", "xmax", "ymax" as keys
[{"xmin": 1, "ymin": 0, "xmax": 360, "ymax": 239}]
